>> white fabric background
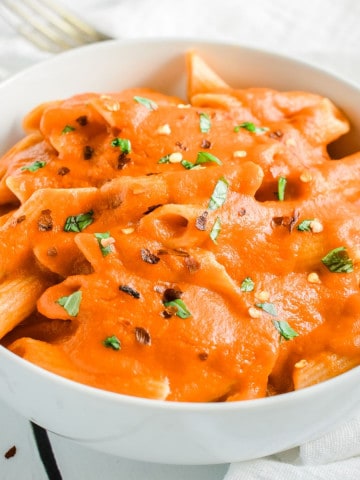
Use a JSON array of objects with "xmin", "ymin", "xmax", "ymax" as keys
[{"xmin": 1, "ymin": 1, "xmax": 360, "ymax": 479}]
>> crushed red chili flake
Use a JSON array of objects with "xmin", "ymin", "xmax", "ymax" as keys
[
  {"xmin": 162, "ymin": 288, "xmax": 182, "ymax": 303},
  {"xmin": 272, "ymin": 208, "xmax": 300, "ymax": 232},
  {"xmin": 238, "ymin": 208, "xmax": 246, "ymax": 216},
  {"xmin": 4, "ymin": 445, "xmax": 16, "ymax": 459},
  {"xmin": 198, "ymin": 352, "xmax": 209, "ymax": 361},
  {"xmin": 57, "ymin": 166, "xmax": 70, "ymax": 176},
  {"xmin": 134, "ymin": 326, "xmax": 151, "ymax": 345},
  {"xmin": 118, "ymin": 152, "xmax": 130, "ymax": 170},
  {"xmin": 16, "ymin": 215, "xmax": 26, "ymax": 224},
  {"xmin": 195, "ymin": 211, "xmax": 208, "ymax": 231},
  {"xmin": 184, "ymin": 256, "xmax": 201, "ymax": 273},
  {"xmin": 76, "ymin": 115, "xmax": 88, "ymax": 126},
  {"xmin": 47, "ymin": 246, "xmax": 58, "ymax": 257},
  {"xmin": 83, "ymin": 145, "xmax": 94, "ymax": 160},
  {"xmin": 38, "ymin": 209, "xmax": 53, "ymax": 231},
  {"xmin": 269, "ymin": 129, "xmax": 283, "ymax": 139},
  {"xmin": 175, "ymin": 141, "xmax": 188, "ymax": 151},
  {"xmin": 143, "ymin": 204, "xmax": 163, "ymax": 216},
  {"xmin": 119, "ymin": 285, "xmax": 140, "ymax": 299},
  {"xmin": 200, "ymin": 139, "xmax": 212, "ymax": 149},
  {"xmin": 161, "ymin": 310, "xmax": 173, "ymax": 319},
  {"xmin": 141, "ymin": 248, "xmax": 160, "ymax": 264}
]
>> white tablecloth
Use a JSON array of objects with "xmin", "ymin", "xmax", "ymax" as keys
[{"xmin": 1, "ymin": 1, "xmax": 360, "ymax": 479}]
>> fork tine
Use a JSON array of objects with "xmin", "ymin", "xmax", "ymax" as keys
[
  {"xmin": 0, "ymin": 0, "xmax": 110, "ymax": 53},
  {"xmin": 37, "ymin": 0, "xmax": 110, "ymax": 41}
]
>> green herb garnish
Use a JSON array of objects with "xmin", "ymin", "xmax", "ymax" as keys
[
  {"xmin": 21, "ymin": 160, "xmax": 46, "ymax": 172},
  {"xmin": 111, "ymin": 137, "xmax": 131, "ymax": 154},
  {"xmin": 180, "ymin": 151, "xmax": 222, "ymax": 170},
  {"xmin": 234, "ymin": 122, "xmax": 268, "ymax": 134},
  {"xmin": 209, "ymin": 216, "xmax": 221, "ymax": 244},
  {"xmin": 158, "ymin": 154, "xmax": 170, "ymax": 164},
  {"xmin": 163, "ymin": 298, "xmax": 192, "ymax": 319},
  {"xmin": 64, "ymin": 210, "xmax": 94, "ymax": 232},
  {"xmin": 103, "ymin": 335, "xmax": 121, "ymax": 350},
  {"xmin": 133, "ymin": 96, "xmax": 158, "ymax": 111},
  {"xmin": 321, "ymin": 246, "xmax": 354, "ymax": 273},
  {"xmin": 199, "ymin": 112, "xmax": 211, "ymax": 133},
  {"xmin": 56, "ymin": 290, "xmax": 82, "ymax": 317},
  {"xmin": 61, "ymin": 125, "xmax": 75, "ymax": 134},
  {"xmin": 94, "ymin": 232, "xmax": 113, "ymax": 256},
  {"xmin": 255, "ymin": 302, "xmax": 277, "ymax": 316},
  {"xmin": 273, "ymin": 320, "xmax": 299, "ymax": 341},
  {"xmin": 240, "ymin": 277, "xmax": 255, "ymax": 292},
  {"xmin": 297, "ymin": 219, "xmax": 314, "ymax": 232},
  {"xmin": 208, "ymin": 176, "xmax": 229, "ymax": 210},
  {"xmin": 277, "ymin": 176, "xmax": 287, "ymax": 201}
]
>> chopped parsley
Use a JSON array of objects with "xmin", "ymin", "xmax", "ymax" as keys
[
  {"xmin": 240, "ymin": 277, "xmax": 255, "ymax": 292},
  {"xmin": 133, "ymin": 96, "xmax": 158, "ymax": 110},
  {"xmin": 209, "ymin": 216, "xmax": 221, "ymax": 244},
  {"xmin": 64, "ymin": 210, "xmax": 94, "ymax": 232},
  {"xmin": 158, "ymin": 154, "xmax": 170, "ymax": 164},
  {"xmin": 273, "ymin": 320, "xmax": 299, "ymax": 341},
  {"xmin": 180, "ymin": 151, "xmax": 222, "ymax": 170},
  {"xmin": 61, "ymin": 125, "xmax": 75, "ymax": 134},
  {"xmin": 103, "ymin": 335, "xmax": 121, "ymax": 350},
  {"xmin": 321, "ymin": 246, "xmax": 354, "ymax": 273},
  {"xmin": 199, "ymin": 112, "xmax": 211, "ymax": 133},
  {"xmin": 94, "ymin": 232, "xmax": 114, "ymax": 256},
  {"xmin": 277, "ymin": 176, "xmax": 287, "ymax": 201},
  {"xmin": 255, "ymin": 302, "xmax": 277, "ymax": 316},
  {"xmin": 297, "ymin": 219, "xmax": 314, "ymax": 232},
  {"xmin": 21, "ymin": 160, "xmax": 46, "ymax": 172},
  {"xmin": 111, "ymin": 137, "xmax": 131, "ymax": 154},
  {"xmin": 208, "ymin": 176, "xmax": 229, "ymax": 210},
  {"xmin": 234, "ymin": 122, "xmax": 268, "ymax": 135},
  {"xmin": 56, "ymin": 290, "xmax": 82, "ymax": 317},
  {"xmin": 163, "ymin": 298, "xmax": 192, "ymax": 319}
]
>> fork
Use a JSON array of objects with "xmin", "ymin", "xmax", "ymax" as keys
[{"xmin": 0, "ymin": 0, "xmax": 112, "ymax": 53}]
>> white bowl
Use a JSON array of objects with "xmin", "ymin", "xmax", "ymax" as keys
[{"xmin": 0, "ymin": 38, "xmax": 360, "ymax": 465}]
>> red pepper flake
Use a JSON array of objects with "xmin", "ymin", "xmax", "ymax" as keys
[
  {"xmin": 134, "ymin": 326, "xmax": 152, "ymax": 345},
  {"xmin": 184, "ymin": 256, "xmax": 201, "ymax": 273},
  {"xmin": 200, "ymin": 139, "xmax": 212, "ymax": 149},
  {"xmin": 162, "ymin": 288, "xmax": 182, "ymax": 303},
  {"xmin": 83, "ymin": 145, "xmax": 94, "ymax": 160},
  {"xmin": 4, "ymin": 445, "xmax": 16, "ymax": 459},
  {"xmin": 119, "ymin": 285, "xmax": 140, "ymax": 299},
  {"xmin": 238, "ymin": 208, "xmax": 246, "ymax": 216},
  {"xmin": 118, "ymin": 152, "xmax": 130, "ymax": 170},
  {"xmin": 47, "ymin": 246, "xmax": 58, "ymax": 257},
  {"xmin": 76, "ymin": 115, "xmax": 88, "ymax": 126},
  {"xmin": 38, "ymin": 209, "xmax": 53, "ymax": 231},
  {"xmin": 198, "ymin": 352, "xmax": 209, "ymax": 361},
  {"xmin": 269, "ymin": 129, "xmax": 283, "ymax": 139},
  {"xmin": 175, "ymin": 141, "xmax": 188, "ymax": 151},
  {"xmin": 143, "ymin": 204, "xmax": 163, "ymax": 216},
  {"xmin": 272, "ymin": 208, "xmax": 300, "ymax": 232},
  {"xmin": 16, "ymin": 215, "xmax": 26, "ymax": 224},
  {"xmin": 195, "ymin": 211, "xmax": 208, "ymax": 231},
  {"xmin": 57, "ymin": 166, "xmax": 70, "ymax": 176},
  {"xmin": 141, "ymin": 248, "xmax": 160, "ymax": 264}
]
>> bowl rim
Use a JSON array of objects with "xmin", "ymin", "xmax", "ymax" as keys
[{"xmin": 1, "ymin": 37, "xmax": 360, "ymax": 412}]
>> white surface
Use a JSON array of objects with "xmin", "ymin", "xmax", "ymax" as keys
[{"xmin": 1, "ymin": 1, "xmax": 360, "ymax": 479}]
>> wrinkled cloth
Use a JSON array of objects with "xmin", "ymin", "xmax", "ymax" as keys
[{"xmin": 1, "ymin": 1, "xmax": 360, "ymax": 479}]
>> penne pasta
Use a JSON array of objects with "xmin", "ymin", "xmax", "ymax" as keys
[{"xmin": 0, "ymin": 52, "xmax": 359, "ymax": 402}]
